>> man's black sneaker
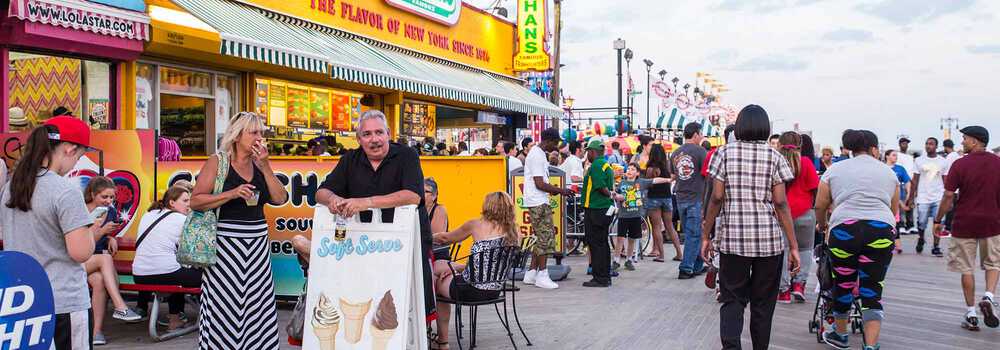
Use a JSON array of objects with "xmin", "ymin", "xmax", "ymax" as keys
[
  {"xmin": 962, "ymin": 314, "xmax": 981, "ymax": 331},
  {"xmin": 624, "ymin": 260, "xmax": 636, "ymax": 271},
  {"xmin": 980, "ymin": 297, "xmax": 999, "ymax": 328},
  {"xmin": 582, "ymin": 280, "xmax": 611, "ymax": 288},
  {"xmin": 915, "ymin": 238, "xmax": 925, "ymax": 253},
  {"xmin": 612, "ymin": 261, "xmax": 621, "ymax": 271},
  {"xmin": 678, "ymin": 271, "xmax": 696, "ymax": 280},
  {"xmin": 931, "ymin": 247, "xmax": 943, "ymax": 257}
]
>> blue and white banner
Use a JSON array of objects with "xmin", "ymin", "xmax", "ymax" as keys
[{"xmin": 0, "ymin": 251, "xmax": 55, "ymax": 350}]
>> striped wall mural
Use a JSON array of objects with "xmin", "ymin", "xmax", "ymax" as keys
[{"xmin": 9, "ymin": 56, "xmax": 82, "ymax": 125}]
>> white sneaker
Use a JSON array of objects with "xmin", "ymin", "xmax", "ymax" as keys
[
  {"xmin": 522, "ymin": 269, "xmax": 537, "ymax": 285},
  {"xmin": 534, "ymin": 270, "xmax": 559, "ymax": 289}
]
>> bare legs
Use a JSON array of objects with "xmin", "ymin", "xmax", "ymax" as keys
[
  {"xmin": 88, "ymin": 272, "xmax": 106, "ymax": 337},
  {"xmin": 661, "ymin": 209, "xmax": 682, "ymax": 260},
  {"xmin": 292, "ymin": 235, "xmax": 311, "ymax": 260},
  {"xmin": 647, "ymin": 209, "xmax": 665, "ymax": 259},
  {"xmin": 963, "ymin": 270, "xmax": 1000, "ymax": 307},
  {"xmin": 433, "ymin": 260, "xmax": 461, "ymax": 348},
  {"xmin": 84, "ymin": 254, "xmax": 129, "ymax": 312}
]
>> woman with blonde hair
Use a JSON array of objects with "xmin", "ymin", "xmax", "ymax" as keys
[
  {"xmin": 190, "ymin": 111, "xmax": 288, "ymax": 349},
  {"xmin": 430, "ymin": 192, "xmax": 521, "ymax": 349}
]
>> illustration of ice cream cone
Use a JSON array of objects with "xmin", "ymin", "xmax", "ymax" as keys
[
  {"xmin": 370, "ymin": 290, "xmax": 398, "ymax": 350},
  {"xmin": 312, "ymin": 293, "xmax": 341, "ymax": 350},
  {"xmin": 339, "ymin": 297, "xmax": 372, "ymax": 344}
]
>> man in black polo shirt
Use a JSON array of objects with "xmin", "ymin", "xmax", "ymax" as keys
[{"xmin": 313, "ymin": 110, "xmax": 437, "ymax": 322}]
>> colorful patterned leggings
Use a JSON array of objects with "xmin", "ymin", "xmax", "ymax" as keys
[{"xmin": 828, "ymin": 219, "xmax": 895, "ymax": 322}]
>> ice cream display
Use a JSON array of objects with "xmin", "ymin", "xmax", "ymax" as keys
[
  {"xmin": 370, "ymin": 290, "xmax": 398, "ymax": 350},
  {"xmin": 339, "ymin": 297, "xmax": 372, "ymax": 344},
  {"xmin": 312, "ymin": 293, "xmax": 341, "ymax": 350}
]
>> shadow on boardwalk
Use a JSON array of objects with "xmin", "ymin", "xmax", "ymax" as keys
[{"xmin": 101, "ymin": 235, "xmax": 1000, "ymax": 349}]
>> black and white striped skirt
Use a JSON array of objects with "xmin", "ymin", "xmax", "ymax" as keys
[{"xmin": 199, "ymin": 219, "xmax": 279, "ymax": 349}]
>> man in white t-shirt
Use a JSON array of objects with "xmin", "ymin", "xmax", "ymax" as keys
[
  {"xmin": 908, "ymin": 137, "xmax": 951, "ymax": 257},
  {"xmin": 559, "ymin": 140, "xmax": 585, "ymax": 183},
  {"xmin": 502, "ymin": 141, "xmax": 522, "ymax": 174},
  {"xmin": 897, "ymin": 137, "xmax": 917, "ymax": 233},
  {"xmin": 522, "ymin": 128, "xmax": 574, "ymax": 289}
]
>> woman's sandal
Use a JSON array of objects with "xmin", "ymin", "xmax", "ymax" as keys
[{"xmin": 430, "ymin": 340, "xmax": 450, "ymax": 349}]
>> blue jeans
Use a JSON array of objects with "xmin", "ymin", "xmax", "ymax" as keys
[
  {"xmin": 677, "ymin": 200, "xmax": 704, "ymax": 274},
  {"xmin": 917, "ymin": 202, "xmax": 940, "ymax": 238}
]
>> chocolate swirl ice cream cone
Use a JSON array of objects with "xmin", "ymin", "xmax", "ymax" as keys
[{"xmin": 370, "ymin": 290, "xmax": 398, "ymax": 350}]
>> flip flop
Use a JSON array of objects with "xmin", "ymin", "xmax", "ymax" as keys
[
  {"xmin": 653, "ymin": 258, "xmax": 665, "ymax": 263},
  {"xmin": 672, "ymin": 256, "xmax": 683, "ymax": 262}
]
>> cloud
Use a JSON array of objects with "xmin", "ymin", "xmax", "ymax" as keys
[
  {"xmin": 731, "ymin": 55, "xmax": 808, "ymax": 71},
  {"xmin": 704, "ymin": 49, "xmax": 740, "ymax": 64},
  {"xmin": 966, "ymin": 45, "xmax": 1000, "ymax": 55},
  {"xmin": 715, "ymin": 0, "xmax": 822, "ymax": 13},
  {"xmin": 821, "ymin": 28, "xmax": 875, "ymax": 42},
  {"xmin": 857, "ymin": 0, "xmax": 974, "ymax": 26}
]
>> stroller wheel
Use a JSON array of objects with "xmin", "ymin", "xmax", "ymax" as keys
[{"xmin": 808, "ymin": 320, "xmax": 818, "ymax": 333}]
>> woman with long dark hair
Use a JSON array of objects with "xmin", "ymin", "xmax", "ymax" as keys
[
  {"xmin": 645, "ymin": 143, "xmax": 682, "ymax": 262},
  {"xmin": 190, "ymin": 112, "xmax": 288, "ymax": 349},
  {"xmin": 702, "ymin": 105, "xmax": 800, "ymax": 350},
  {"xmin": 1, "ymin": 117, "xmax": 110, "ymax": 348},
  {"xmin": 815, "ymin": 130, "xmax": 898, "ymax": 349}
]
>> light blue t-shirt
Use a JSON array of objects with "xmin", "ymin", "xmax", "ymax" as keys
[{"xmin": 821, "ymin": 155, "xmax": 898, "ymax": 228}]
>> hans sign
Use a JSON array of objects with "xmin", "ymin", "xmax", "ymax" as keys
[
  {"xmin": 514, "ymin": 0, "xmax": 550, "ymax": 72},
  {"xmin": 385, "ymin": 0, "xmax": 461, "ymax": 26}
]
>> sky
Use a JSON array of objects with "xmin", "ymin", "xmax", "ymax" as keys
[{"xmin": 470, "ymin": 0, "xmax": 1000, "ymax": 149}]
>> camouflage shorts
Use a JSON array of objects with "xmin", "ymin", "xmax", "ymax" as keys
[{"xmin": 528, "ymin": 204, "xmax": 557, "ymax": 256}]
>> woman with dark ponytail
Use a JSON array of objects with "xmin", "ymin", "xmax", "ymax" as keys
[{"xmin": 1, "ymin": 117, "xmax": 111, "ymax": 349}]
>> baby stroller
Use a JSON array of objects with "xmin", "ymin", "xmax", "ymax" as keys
[{"xmin": 808, "ymin": 242, "xmax": 867, "ymax": 345}]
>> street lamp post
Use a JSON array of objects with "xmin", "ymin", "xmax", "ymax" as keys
[
  {"xmin": 614, "ymin": 38, "xmax": 625, "ymax": 120},
  {"xmin": 624, "ymin": 48, "xmax": 633, "ymax": 134},
  {"xmin": 643, "ymin": 59, "xmax": 653, "ymax": 129}
]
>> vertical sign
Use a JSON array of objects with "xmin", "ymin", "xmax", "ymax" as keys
[{"xmin": 514, "ymin": 0, "xmax": 550, "ymax": 72}]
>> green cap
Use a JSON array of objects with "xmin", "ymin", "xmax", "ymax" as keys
[{"xmin": 586, "ymin": 139, "xmax": 604, "ymax": 151}]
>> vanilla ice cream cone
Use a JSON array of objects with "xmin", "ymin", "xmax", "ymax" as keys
[
  {"xmin": 339, "ymin": 297, "xmax": 372, "ymax": 344},
  {"xmin": 312, "ymin": 320, "xmax": 339, "ymax": 350},
  {"xmin": 369, "ymin": 327, "xmax": 396, "ymax": 350}
]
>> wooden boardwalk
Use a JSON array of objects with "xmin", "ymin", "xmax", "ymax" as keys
[{"xmin": 101, "ymin": 235, "xmax": 1000, "ymax": 349}]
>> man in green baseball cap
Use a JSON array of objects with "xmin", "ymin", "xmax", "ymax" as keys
[{"xmin": 582, "ymin": 139, "xmax": 621, "ymax": 287}]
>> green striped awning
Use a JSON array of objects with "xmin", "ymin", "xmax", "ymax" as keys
[
  {"xmin": 174, "ymin": 0, "xmax": 329, "ymax": 74},
  {"xmin": 176, "ymin": 0, "xmax": 562, "ymax": 118}
]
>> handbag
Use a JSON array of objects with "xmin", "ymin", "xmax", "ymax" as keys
[
  {"xmin": 815, "ymin": 242, "xmax": 834, "ymax": 291},
  {"xmin": 176, "ymin": 153, "xmax": 230, "ymax": 267},
  {"xmin": 286, "ymin": 283, "xmax": 308, "ymax": 343}
]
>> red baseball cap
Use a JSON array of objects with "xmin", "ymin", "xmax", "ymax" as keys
[{"xmin": 44, "ymin": 116, "xmax": 98, "ymax": 152}]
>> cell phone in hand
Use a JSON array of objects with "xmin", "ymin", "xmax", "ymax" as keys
[{"xmin": 102, "ymin": 207, "xmax": 121, "ymax": 227}]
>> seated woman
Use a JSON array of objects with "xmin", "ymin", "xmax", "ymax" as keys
[
  {"xmin": 430, "ymin": 192, "xmax": 520, "ymax": 350},
  {"xmin": 426, "ymin": 178, "xmax": 450, "ymax": 261},
  {"xmin": 132, "ymin": 182, "xmax": 202, "ymax": 331},
  {"xmin": 82, "ymin": 177, "xmax": 141, "ymax": 346}
]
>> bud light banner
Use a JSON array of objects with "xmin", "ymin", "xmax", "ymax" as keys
[{"xmin": 0, "ymin": 251, "xmax": 55, "ymax": 350}]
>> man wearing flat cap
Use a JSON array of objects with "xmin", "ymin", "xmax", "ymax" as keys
[{"xmin": 933, "ymin": 126, "xmax": 1000, "ymax": 331}]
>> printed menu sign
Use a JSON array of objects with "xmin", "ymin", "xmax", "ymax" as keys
[
  {"xmin": 310, "ymin": 89, "xmax": 332, "ymax": 130},
  {"xmin": 402, "ymin": 101, "xmax": 436, "ymax": 137},
  {"xmin": 286, "ymin": 85, "xmax": 310, "ymax": 128}
]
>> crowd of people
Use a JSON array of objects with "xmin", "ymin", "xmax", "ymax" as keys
[{"xmin": 2, "ymin": 105, "xmax": 998, "ymax": 350}]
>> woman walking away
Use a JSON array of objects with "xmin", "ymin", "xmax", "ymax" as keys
[
  {"xmin": 701, "ymin": 105, "xmax": 800, "ymax": 350},
  {"xmin": 645, "ymin": 143, "xmax": 682, "ymax": 262},
  {"xmin": 191, "ymin": 112, "xmax": 288, "ymax": 349},
  {"xmin": 133, "ymin": 182, "xmax": 201, "ymax": 331},
  {"xmin": 777, "ymin": 132, "xmax": 821, "ymax": 304},
  {"xmin": 885, "ymin": 149, "xmax": 911, "ymax": 253},
  {"xmin": 815, "ymin": 130, "xmax": 899, "ymax": 350},
  {"xmin": 1, "ymin": 116, "xmax": 107, "ymax": 349},
  {"xmin": 431, "ymin": 192, "xmax": 521, "ymax": 350}
]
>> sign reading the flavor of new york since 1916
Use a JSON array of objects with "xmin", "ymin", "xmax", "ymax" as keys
[{"xmin": 514, "ymin": 0, "xmax": 550, "ymax": 72}]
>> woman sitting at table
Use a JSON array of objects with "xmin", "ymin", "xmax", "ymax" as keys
[{"xmin": 430, "ymin": 192, "xmax": 520, "ymax": 350}]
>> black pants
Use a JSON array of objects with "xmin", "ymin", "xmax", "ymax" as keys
[
  {"xmin": 584, "ymin": 208, "xmax": 613, "ymax": 284},
  {"xmin": 134, "ymin": 267, "xmax": 203, "ymax": 314},
  {"xmin": 718, "ymin": 253, "xmax": 783, "ymax": 350}
]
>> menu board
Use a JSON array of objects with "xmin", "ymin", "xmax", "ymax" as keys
[
  {"xmin": 350, "ymin": 96, "xmax": 363, "ymax": 131},
  {"xmin": 310, "ymin": 89, "xmax": 332, "ymax": 130},
  {"xmin": 269, "ymin": 81, "xmax": 288, "ymax": 127},
  {"xmin": 255, "ymin": 80, "xmax": 269, "ymax": 116},
  {"xmin": 286, "ymin": 85, "xmax": 310, "ymax": 128},
  {"xmin": 402, "ymin": 101, "xmax": 436, "ymax": 137},
  {"xmin": 331, "ymin": 93, "xmax": 352, "ymax": 131}
]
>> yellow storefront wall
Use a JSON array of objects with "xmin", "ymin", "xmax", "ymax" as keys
[{"xmin": 241, "ymin": 0, "xmax": 515, "ymax": 75}]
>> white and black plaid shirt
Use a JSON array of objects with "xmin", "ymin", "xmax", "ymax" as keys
[{"xmin": 708, "ymin": 141, "xmax": 795, "ymax": 257}]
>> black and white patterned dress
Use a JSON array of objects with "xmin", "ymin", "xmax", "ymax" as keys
[{"xmin": 199, "ymin": 162, "xmax": 279, "ymax": 349}]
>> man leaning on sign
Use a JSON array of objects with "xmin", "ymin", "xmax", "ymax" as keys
[{"xmin": 292, "ymin": 110, "xmax": 438, "ymax": 322}]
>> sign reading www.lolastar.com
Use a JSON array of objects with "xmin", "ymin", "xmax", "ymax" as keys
[
  {"xmin": 385, "ymin": 0, "xmax": 461, "ymax": 26},
  {"xmin": 514, "ymin": 0, "xmax": 550, "ymax": 72},
  {"xmin": 9, "ymin": 0, "xmax": 150, "ymax": 41}
]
